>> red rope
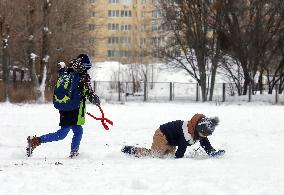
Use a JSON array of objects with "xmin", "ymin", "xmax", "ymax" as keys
[{"xmin": 86, "ymin": 106, "xmax": 113, "ymax": 130}]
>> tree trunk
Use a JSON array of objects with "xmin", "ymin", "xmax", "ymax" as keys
[
  {"xmin": 199, "ymin": 62, "xmax": 207, "ymax": 102},
  {"xmin": 27, "ymin": 0, "xmax": 40, "ymax": 98},
  {"xmin": 1, "ymin": 20, "xmax": 9, "ymax": 101},
  {"xmin": 242, "ymin": 70, "xmax": 251, "ymax": 95},
  {"xmin": 2, "ymin": 34, "xmax": 9, "ymax": 101},
  {"xmin": 279, "ymin": 78, "xmax": 284, "ymax": 94},
  {"xmin": 196, "ymin": 49, "xmax": 207, "ymax": 102},
  {"xmin": 258, "ymin": 68, "xmax": 264, "ymax": 94},
  {"xmin": 209, "ymin": 55, "xmax": 218, "ymax": 101},
  {"xmin": 39, "ymin": 0, "xmax": 51, "ymax": 102}
]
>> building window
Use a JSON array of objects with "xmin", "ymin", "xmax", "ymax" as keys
[
  {"xmin": 108, "ymin": 10, "xmax": 120, "ymax": 17},
  {"xmin": 121, "ymin": 0, "xmax": 132, "ymax": 4},
  {"xmin": 107, "ymin": 36, "xmax": 131, "ymax": 44},
  {"xmin": 140, "ymin": 38, "xmax": 146, "ymax": 45},
  {"xmin": 109, "ymin": 10, "xmax": 132, "ymax": 17},
  {"xmin": 141, "ymin": 0, "xmax": 146, "ymax": 4},
  {"xmin": 152, "ymin": 0, "xmax": 158, "ymax": 5},
  {"xmin": 108, "ymin": 23, "xmax": 119, "ymax": 31},
  {"xmin": 151, "ymin": 37, "xmax": 157, "ymax": 45},
  {"xmin": 89, "ymin": 24, "xmax": 96, "ymax": 30},
  {"xmin": 89, "ymin": 0, "xmax": 96, "ymax": 3},
  {"xmin": 108, "ymin": 37, "xmax": 119, "ymax": 44},
  {"xmin": 108, "ymin": 50, "xmax": 131, "ymax": 57},
  {"xmin": 122, "ymin": 50, "xmax": 130, "ymax": 57},
  {"xmin": 140, "ymin": 24, "xmax": 146, "ymax": 31},
  {"xmin": 152, "ymin": 23, "xmax": 158, "ymax": 31},
  {"xmin": 91, "ymin": 11, "xmax": 96, "ymax": 17},
  {"xmin": 89, "ymin": 38, "xmax": 96, "ymax": 44},
  {"xmin": 151, "ymin": 36, "xmax": 164, "ymax": 45},
  {"xmin": 121, "ymin": 10, "xmax": 132, "ymax": 17},
  {"xmin": 108, "ymin": 50, "xmax": 115, "ymax": 57},
  {"xmin": 120, "ymin": 24, "xmax": 132, "ymax": 31},
  {"xmin": 119, "ymin": 50, "xmax": 130, "ymax": 57},
  {"xmin": 152, "ymin": 10, "xmax": 161, "ymax": 19},
  {"xmin": 120, "ymin": 36, "xmax": 131, "ymax": 44},
  {"xmin": 108, "ymin": 0, "xmax": 120, "ymax": 3},
  {"xmin": 141, "ymin": 11, "xmax": 146, "ymax": 18}
]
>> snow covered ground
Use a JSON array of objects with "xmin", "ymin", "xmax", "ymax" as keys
[{"xmin": 0, "ymin": 102, "xmax": 284, "ymax": 195}]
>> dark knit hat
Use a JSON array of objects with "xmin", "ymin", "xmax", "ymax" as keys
[
  {"xmin": 77, "ymin": 54, "xmax": 92, "ymax": 69},
  {"xmin": 196, "ymin": 117, "xmax": 219, "ymax": 136}
]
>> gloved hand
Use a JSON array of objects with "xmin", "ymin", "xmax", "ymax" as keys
[
  {"xmin": 209, "ymin": 149, "xmax": 225, "ymax": 157},
  {"xmin": 57, "ymin": 62, "xmax": 66, "ymax": 70},
  {"xmin": 93, "ymin": 94, "xmax": 100, "ymax": 106}
]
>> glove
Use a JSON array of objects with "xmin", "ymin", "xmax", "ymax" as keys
[
  {"xmin": 93, "ymin": 94, "xmax": 100, "ymax": 106},
  {"xmin": 57, "ymin": 62, "xmax": 66, "ymax": 70},
  {"xmin": 209, "ymin": 150, "xmax": 225, "ymax": 157}
]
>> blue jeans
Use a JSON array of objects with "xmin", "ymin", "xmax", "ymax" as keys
[{"xmin": 40, "ymin": 125, "xmax": 83, "ymax": 152}]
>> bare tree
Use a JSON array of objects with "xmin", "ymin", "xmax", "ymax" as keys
[
  {"xmin": 42, "ymin": 0, "xmax": 91, "ymax": 100},
  {"xmin": 0, "ymin": 12, "xmax": 9, "ymax": 101},
  {"xmin": 0, "ymin": 0, "xmax": 93, "ymax": 102},
  {"xmin": 38, "ymin": 0, "xmax": 52, "ymax": 102},
  {"xmin": 156, "ymin": 0, "xmax": 222, "ymax": 101},
  {"xmin": 220, "ymin": 0, "xmax": 284, "ymax": 95},
  {"xmin": 220, "ymin": 56, "xmax": 244, "ymax": 95},
  {"xmin": 25, "ymin": 0, "xmax": 40, "ymax": 97},
  {"xmin": 0, "ymin": 0, "xmax": 13, "ymax": 101}
]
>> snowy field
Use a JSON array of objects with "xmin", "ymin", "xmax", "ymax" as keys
[{"xmin": 0, "ymin": 102, "xmax": 284, "ymax": 195}]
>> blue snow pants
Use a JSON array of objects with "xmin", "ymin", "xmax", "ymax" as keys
[{"xmin": 40, "ymin": 125, "xmax": 83, "ymax": 152}]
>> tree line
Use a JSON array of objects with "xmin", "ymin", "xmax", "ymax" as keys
[
  {"xmin": 154, "ymin": 0, "xmax": 284, "ymax": 101},
  {"xmin": 2, "ymin": 0, "xmax": 284, "ymax": 103},
  {"xmin": 0, "ymin": 0, "xmax": 90, "ymax": 102}
]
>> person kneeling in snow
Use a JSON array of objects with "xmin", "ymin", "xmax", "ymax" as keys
[{"xmin": 121, "ymin": 114, "xmax": 225, "ymax": 158}]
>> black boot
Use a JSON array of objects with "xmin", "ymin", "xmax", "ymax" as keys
[
  {"xmin": 121, "ymin": 145, "xmax": 136, "ymax": 155},
  {"xmin": 69, "ymin": 150, "xmax": 79, "ymax": 158}
]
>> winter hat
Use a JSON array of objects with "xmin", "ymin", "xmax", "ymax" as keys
[
  {"xmin": 196, "ymin": 117, "xmax": 219, "ymax": 136},
  {"xmin": 77, "ymin": 54, "xmax": 92, "ymax": 69}
]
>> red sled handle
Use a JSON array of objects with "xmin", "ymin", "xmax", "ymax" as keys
[{"xmin": 87, "ymin": 106, "xmax": 113, "ymax": 130}]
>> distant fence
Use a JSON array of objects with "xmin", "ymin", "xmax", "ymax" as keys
[
  {"xmin": 1, "ymin": 80, "xmax": 284, "ymax": 104},
  {"xmin": 94, "ymin": 81, "xmax": 284, "ymax": 104}
]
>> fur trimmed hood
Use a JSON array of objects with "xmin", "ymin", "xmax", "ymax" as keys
[{"xmin": 182, "ymin": 114, "xmax": 205, "ymax": 144}]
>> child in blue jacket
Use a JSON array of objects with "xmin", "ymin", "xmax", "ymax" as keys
[{"xmin": 27, "ymin": 54, "xmax": 100, "ymax": 158}]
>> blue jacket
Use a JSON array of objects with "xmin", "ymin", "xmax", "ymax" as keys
[{"xmin": 59, "ymin": 59, "xmax": 99, "ymax": 126}]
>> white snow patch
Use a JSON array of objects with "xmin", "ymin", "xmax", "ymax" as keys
[
  {"xmin": 39, "ymin": 65, "xmax": 47, "ymax": 103},
  {"xmin": 28, "ymin": 35, "xmax": 34, "ymax": 41},
  {"xmin": 58, "ymin": 62, "xmax": 66, "ymax": 68},
  {"xmin": 30, "ymin": 53, "xmax": 38, "ymax": 60},
  {"xmin": 130, "ymin": 179, "xmax": 149, "ymax": 190},
  {"xmin": 42, "ymin": 55, "xmax": 50, "ymax": 63},
  {"xmin": 3, "ymin": 38, "xmax": 8, "ymax": 48},
  {"xmin": 0, "ymin": 102, "xmax": 284, "ymax": 194}
]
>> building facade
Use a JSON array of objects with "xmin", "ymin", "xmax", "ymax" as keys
[{"xmin": 88, "ymin": 0, "xmax": 160, "ymax": 63}]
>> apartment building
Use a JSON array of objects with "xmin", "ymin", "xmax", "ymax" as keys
[{"xmin": 88, "ymin": 0, "xmax": 160, "ymax": 63}]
